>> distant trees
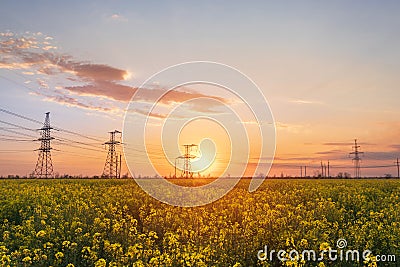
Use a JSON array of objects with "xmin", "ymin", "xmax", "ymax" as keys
[{"xmin": 337, "ymin": 172, "xmax": 351, "ymax": 178}]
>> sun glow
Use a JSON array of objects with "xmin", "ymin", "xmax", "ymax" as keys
[{"xmin": 123, "ymin": 70, "xmax": 133, "ymax": 80}]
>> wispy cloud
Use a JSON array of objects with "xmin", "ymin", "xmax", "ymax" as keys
[
  {"xmin": 65, "ymin": 82, "xmax": 135, "ymax": 102},
  {"xmin": 315, "ymin": 149, "xmax": 344, "ymax": 155},
  {"xmin": 323, "ymin": 142, "xmax": 375, "ymax": 146},
  {"xmin": 0, "ymin": 31, "xmax": 133, "ymax": 109},
  {"xmin": 129, "ymin": 108, "xmax": 169, "ymax": 119},
  {"xmin": 388, "ymin": 144, "xmax": 400, "ymax": 150},
  {"xmin": 30, "ymin": 91, "xmax": 120, "ymax": 113},
  {"xmin": 363, "ymin": 151, "xmax": 400, "ymax": 161},
  {"xmin": 273, "ymin": 156, "xmax": 314, "ymax": 162},
  {"xmin": 108, "ymin": 14, "xmax": 128, "ymax": 22},
  {"xmin": 1, "ymin": 32, "xmax": 231, "ymax": 114},
  {"xmin": 289, "ymin": 99, "xmax": 323, "ymax": 105},
  {"xmin": 275, "ymin": 121, "xmax": 310, "ymax": 134}
]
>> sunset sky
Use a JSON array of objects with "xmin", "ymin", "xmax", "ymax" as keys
[{"xmin": 1, "ymin": 1, "xmax": 400, "ymax": 177}]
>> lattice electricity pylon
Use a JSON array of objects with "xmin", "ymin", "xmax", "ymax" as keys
[
  {"xmin": 33, "ymin": 112, "xmax": 54, "ymax": 178},
  {"xmin": 102, "ymin": 130, "xmax": 122, "ymax": 178},
  {"xmin": 350, "ymin": 139, "xmax": 364, "ymax": 178},
  {"xmin": 181, "ymin": 144, "xmax": 198, "ymax": 178}
]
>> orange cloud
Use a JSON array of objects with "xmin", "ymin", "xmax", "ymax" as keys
[
  {"xmin": 65, "ymin": 82, "xmax": 136, "ymax": 102},
  {"xmin": 34, "ymin": 91, "xmax": 120, "ymax": 113},
  {"xmin": 0, "ymin": 32, "xmax": 230, "ymax": 115},
  {"xmin": 129, "ymin": 108, "xmax": 168, "ymax": 119},
  {"xmin": 73, "ymin": 64, "xmax": 127, "ymax": 81}
]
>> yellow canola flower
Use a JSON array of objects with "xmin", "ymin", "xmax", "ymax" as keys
[{"xmin": 36, "ymin": 230, "xmax": 46, "ymax": 238}]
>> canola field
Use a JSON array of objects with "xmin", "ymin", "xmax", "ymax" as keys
[{"xmin": 0, "ymin": 179, "xmax": 399, "ymax": 267}]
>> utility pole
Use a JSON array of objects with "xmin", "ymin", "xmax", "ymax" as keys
[
  {"xmin": 321, "ymin": 161, "xmax": 324, "ymax": 178},
  {"xmin": 119, "ymin": 154, "xmax": 122, "ymax": 179},
  {"xmin": 328, "ymin": 160, "xmax": 330, "ymax": 178},
  {"xmin": 33, "ymin": 112, "xmax": 54, "ymax": 178},
  {"xmin": 115, "ymin": 154, "xmax": 118, "ymax": 178},
  {"xmin": 301, "ymin": 166, "xmax": 303, "ymax": 178},
  {"xmin": 102, "ymin": 130, "xmax": 122, "ymax": 178},
  {"xmin": 304, "ymin": 166, "xmax": 307, "ymax": 177},
  {"xmin": 396, "ymin": 158, "xmax": 399, "ymax": 179},
  {"xmin": 350, "ymin": 139, "xmax": 364, "ymax": 178},
  {"xmin": 181, "ymin": 144, "xmax": 197, "ymax": 178}
]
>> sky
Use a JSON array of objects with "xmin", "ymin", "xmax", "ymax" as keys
[{"xmin": 1, "ymin": 0, "xmax": 400, "ymax": 177}]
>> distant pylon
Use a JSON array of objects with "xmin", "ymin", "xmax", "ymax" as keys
[
  {"xmin": 33, "ymin": 112, "xmax": 54, "ymax": 178},
  {"xmin": 181, "ymin": 144, "xmax": 197, "ymax": 178},
  {"xmin": 350, "ymin": 139, "xmax": 364, "ymax": 178},
  {"xmin": 328, "ymin": 160, "xmax": 330, "ymax": 178},
  {"xmin": 102, "ymin": 130, "xmax": 122, "ymax": 178}
]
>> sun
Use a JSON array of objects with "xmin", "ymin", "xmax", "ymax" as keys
[{"xmin": 123, "ymin": 70, "xmax": 133, "ymax": 80}]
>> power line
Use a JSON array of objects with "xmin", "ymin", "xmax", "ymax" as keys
[
  {"xmin": 53, "ymin": 140, "xmax": 105, "ymax": 153},
  {"xmin": 1, "ymin": 72, "xmax": 87, "ymax": 143},
  {"xmin": 0, "ymin": 75, "xmax": 105, "ymax": 143},
  {"xmin": 0, "ymin": 107, "xmax": 104, "ymax": 142},
  {"xmin": 53, "ymin": 136, "xmax": 103, "ymax": 150},
  {"xmin": 0, "ymin": 128, "xmax": 39, "ymax": 139},
  {"xmin": 54, "ymin": 127, "xmax": 104, "ymax": 143},
  {"xmin": 0, "ymin": 138, "xmax": 34, "ymax": 142},
  {"xmin": 0, "ymin": 109, "xmax": 113, "ymax": 168},
  {"xmin": 52, "ymin": 150, "xmax": 105, "ymax": 160},
  {"xmin": 0, "ymin": 74, "xmax": 38, "ymax": 94},
  {"xmin": 0, "ymin": 133, "xmax": 33, "ymax": 138},
  {"xmin": 0, "ymin": 119, "xmax": 37, "ymax": 132},
  {"xmin": 1, "ymin": 107, "xmax": 400, "ymax": 177},
  {"xmin": 359, "ymin": 164, "xmax": 397, "ymax": 169},
  {"xmin": 0, "ymin": 149, "xmax": 34, "ymax": 153},
  {"xmin": 0, "ymin": 108, "xmax": 43, "ymax": 125}
]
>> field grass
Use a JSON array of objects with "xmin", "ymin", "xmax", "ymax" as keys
[{"xmin": 0, "ymin": 179, "xmax": 399, "ymax": 266}]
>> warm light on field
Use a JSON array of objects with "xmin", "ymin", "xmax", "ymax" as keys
[
  {"xmin": 178, "ymin": 118, "xmax": 231, "ymax": 177},
  {"xmin": 0, "ymin": 179, "xmax": 398, "ymax": 265}
]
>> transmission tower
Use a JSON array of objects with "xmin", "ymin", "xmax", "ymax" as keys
[
  {"xmin": 350, "ymin": 139, "xmax": 364, "ymax": 178},
  {"xmin": 181, "ymin": 144, "xmax": 198, "ymax": 178},
  {"xmin": 102, "ymin": 130, "xmax": 122, "ymax": 178},
  {"xmin": 33, "ymin": 112, "xmax": 54, "ymax": 178}
]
